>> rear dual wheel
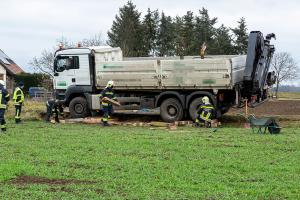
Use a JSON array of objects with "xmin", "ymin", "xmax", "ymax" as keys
[{"xmin": 160, "ymin": 98, "xmax": 183, "ymax": 122}]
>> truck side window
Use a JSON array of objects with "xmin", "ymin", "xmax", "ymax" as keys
[{"xmin": 55, "ymin": 56, "xmax": 79, "ymax": 72}]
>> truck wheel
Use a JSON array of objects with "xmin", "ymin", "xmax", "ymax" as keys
[
  {"xmin": 189, "ymin": 97, "xmax": 203, "ymax": 121},
  {"xmin": 160, "ymin": 98, "xmax": 183, "ymax": 122},
  {"xmin": 69, "ymin": 97, "xmax": 89, "ymax": 118}
]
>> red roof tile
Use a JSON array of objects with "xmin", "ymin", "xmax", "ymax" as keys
[{"xmin": 0, "ymin": 49, "xmax": 24, "ymax": 75}]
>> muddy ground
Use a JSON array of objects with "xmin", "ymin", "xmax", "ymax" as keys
[{"xmin": 228, "ymin": 99, "xmax": 300, "ymax": 116}]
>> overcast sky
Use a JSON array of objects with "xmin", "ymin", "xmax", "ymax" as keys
[{"xmin": 0, "ymin": 0, "xmax": 299, "ymax": 83}]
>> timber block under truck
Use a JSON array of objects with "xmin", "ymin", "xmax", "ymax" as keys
[{"xmin": 53, "ymin": 31, "xmax": 276, "ymax": 122}]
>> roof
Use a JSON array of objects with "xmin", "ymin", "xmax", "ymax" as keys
[{"xmin": 0, "ymin": 49, "xmax": 24, "ymax": 75}]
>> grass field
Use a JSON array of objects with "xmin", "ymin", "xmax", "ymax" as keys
[
  {"xmin": 277, "ymin": 92, "xmax": 300, "ymax": 100},
  {"xmin": 0, "ymin": 121, "xmax": 300, "ymax": 199}
]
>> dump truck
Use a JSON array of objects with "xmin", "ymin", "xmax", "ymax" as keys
[{"xmin": 53, "ymin": 31, "xmax": 276, "ymax": 122}]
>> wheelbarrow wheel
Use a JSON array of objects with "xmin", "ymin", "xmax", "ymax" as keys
[{"xmin": 268, "ymin": 122, "xmax": 281, "ymax": 134}]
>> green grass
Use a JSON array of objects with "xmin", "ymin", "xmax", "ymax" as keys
[
  {"xmin": 277, "ymin": 92, "xmax": 300, "ymax": 100},
  {"xmin": 0, "ymin": 121, "xmax": 300, "ymax": 199}
]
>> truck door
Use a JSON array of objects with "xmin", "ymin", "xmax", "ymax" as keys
[
  {"xmin": 74, "ymin": 55, "xmax": 91, "ymax": 86},
  {"xmin": 54, "ymin": 55, "xmax": 76, "ymax": 90}
]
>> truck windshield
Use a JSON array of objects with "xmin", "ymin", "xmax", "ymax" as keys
[
  {"xmin": 54, "ymin": 56, "xmax": 79, "ymax": 72},
  {"xmin": 55, "ymin": 57, "xmax": 72, "ymax": 72}
]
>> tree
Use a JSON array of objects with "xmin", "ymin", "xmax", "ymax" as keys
[
  {"xmin": 173, "ymin": 16, "xmax": 185, "ymax": 57},
  {"xmin": 156, "ymin": 12, "xmax": 175, "ymax": 56},
  {"xmin": 30, "ymin": 49, "xmax": 55, "ymax": 77},
  {"xmin": 210, "ymin": 25, "xmax": 234, "ymax": 55},
  {"xmin": 80, "ymin": 33, "xmax": 105, "ymax": 47},
  {"xmin": 271, "ymin": 52, "xmax": 299, "ymax": 97},
  {"xmin": 231, "ymin": 17, "xmax": 248, "ymax": 54},
  {"xmin": 181, "ymin": 11, "xmax": 195, "ymax": 55},
  {"xmin": 107, "ymin": 1, "xmax": 145, "ymax": 57},
  {"xmin": 194, "ymin": 8, "xmax": 217, "ymax": 55},
  {"xmin": 30, "ymin": 34, "xmax": 105, "ymax": 77},
  {"xmin": 142, "ymin": 9, "xmax": 159, "ymax": 56}
]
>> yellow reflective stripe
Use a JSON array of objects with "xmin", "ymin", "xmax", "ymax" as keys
[
  {"xmin": 0, "ymin": 105, "xmax": 6, "ymax": 109},
  {"xmin": 5, "ymin": 94, "xmax": 9, "ymax": 98},
  {"xmin": 105, "ymin": 92, "xmax": 114, "ymax": 95},
  {"xmin": 102, "ymin": 102, "xmax": 108, "ymax": 106},
  {"xmin": 1, "ymin": 125, "xmax": 6, "ymax": 128},
  {"xmin": 13, "ymin": 88, "xmax": 24, "ymax": 103},
  {"xmin": 200, "ymin": 112, "xmax": 211, "ymax": 121},
  {"xmin": 201, "ymin": 106, "xmax": 214, "ymax": 109},
  {"xmin": 102, "ymin": 117, "xmax": 108, "ymax": 122}
]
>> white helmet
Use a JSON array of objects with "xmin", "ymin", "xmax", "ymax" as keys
[
  {"xmin": 202, "ymin": 96, "xmax": 210, "ymax": 104},
  {"xmin": 0, "ymin": 80, "xmax": 5, "ymax": 87},
  {"xmin": 106, "ymin": 80, "xmax": 114, "ymax": 88}
]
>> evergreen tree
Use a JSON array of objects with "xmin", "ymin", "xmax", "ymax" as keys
[
  {"xmin": 182, "ymin": 11, "xmax": 195, "ymax": 55},
  {"xmin": 194, "ymin": 8, "xmax": 218, "ymax": 55},
  {"xmin": 142, "ymin": 8, "xmax": 159, "ymax": 56},
  {"xmin": 157, "ymin": 12, "xmax": 175, "ymax": 56},
  {"xmin": 107, "ymin": 1, "xmax": 144, "ymax": 57},
  {"xmin": 173, "ymin": 16, "xmax": 185, "ymax": 57},
  {"xmin": 232, "ymin": 17, "xmax": 248, "ymax": 54},
  {"xmin": 210, "ymin": 25, "xmax": 234, "ymax": 55}
]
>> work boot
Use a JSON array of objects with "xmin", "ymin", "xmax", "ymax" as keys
[
  {"xmin": 102, "ymin": 122, "xmax": 110, "ymax": 127},
  {"xmin": 15, "ymin": 119, "xmax": 21, "ymax": 124},
  {"xmin": 1, "ymin": 128, "xmax": 6, "ymax": 132}
]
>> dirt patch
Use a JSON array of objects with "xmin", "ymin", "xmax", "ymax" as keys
[
  {"xmin": 229, "ymin": 100, "xmax": 300, "ymax": 116},
  {"xmin": 10, "ymin": 176, "xmax": 96, "ymax": 186}
]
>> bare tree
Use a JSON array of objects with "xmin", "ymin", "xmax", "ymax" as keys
[
  {"xmin": 81, "ymin": 33, "xmax": 105, "ymax": 47},
  {"xmin": 271, "ymin": 52, "xmax": 299, "ymax": 97},
  {"xmin": 29, "ymin": 49, "xmax": 55, "ymax": 77},
  {"xmin": 30, "ymin": 33, "xmax": 106, "ymax": 76}
]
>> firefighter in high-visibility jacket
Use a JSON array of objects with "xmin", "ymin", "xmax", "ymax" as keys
[
  {"xmin": 99, "ymin": 80, "xmax": 118, "ymax": 126},
  {"xmin": 0, "ymin": 80, "xmax": 10, "ymax": 132},
  {"xmin": 195, "ymin": 96, "xmax": 215, "ymax": 128},
  {"xmin": 13, "ymin": 82, "xmax": 25, "ymax": 124}
]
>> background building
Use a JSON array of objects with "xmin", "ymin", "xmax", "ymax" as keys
[{"xmin": 0, "ymin": 49, "xmax": 24, "ymax": 93}]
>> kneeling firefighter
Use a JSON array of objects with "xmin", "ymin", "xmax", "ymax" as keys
[
  {"xmin": 195, "ymin": 96, "xmax": 215, "ymax": 128},
  {"xmin": 46, "ymin": 99, "xmax": 64, "ymax": 123},
  {"xmin": 99, "ymin": 80, "xmax": 118, "ymax": 126}
]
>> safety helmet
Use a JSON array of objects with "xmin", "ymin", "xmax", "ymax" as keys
[
  {"xmin": 0, "ymin": 80, "xmax": 5, "ymax": 87},
  {"xmin": 202, "ymin": 96, "xmax": 210, "ymax": 104},
  {"xmin": 106, "ymin": 80, "xmax": 114, "ymax": 88}
]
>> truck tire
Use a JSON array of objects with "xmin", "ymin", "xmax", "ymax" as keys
[
  {"xmin": 160, "ymin": 98, "xmax": 183, "ymax": 122},
  {"xmin": 69, "ymin": 97, "xmax": 89, "ymax": 118},
  {"xmin": 189, "ymin": 97, "xmax": 203, "ymax": 121}
]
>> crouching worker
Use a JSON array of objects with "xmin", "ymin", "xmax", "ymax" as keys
[
  {"xmin": 99, "ymin": 80, "xmax": 118, "ymax": 126},
  {"xmin": 0, "ymin": 80, "xmax": 10, "ymax": 132},
  {"xmin": 46, "ymin": 99, "xmax": 64, "ymax": 123},
  {"xmin": 195, "ymin": 96, "xmax": 215, "ymax": 128}
]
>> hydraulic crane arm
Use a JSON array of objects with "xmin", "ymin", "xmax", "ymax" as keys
[{"xmin": 242, "ymin": 31, "xmax": 276, "ymax": 102}]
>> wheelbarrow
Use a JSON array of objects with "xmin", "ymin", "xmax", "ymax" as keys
[{"xmin": 247, "ymin": 114, "xmax": 281, "ymax": 134}]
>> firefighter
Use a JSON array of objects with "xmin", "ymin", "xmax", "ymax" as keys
[
  {"xmin": 13, "ymin": 82, "xmax": 25, "ymax": 124},
  {"xmin": 46, "ymin": 99, "xmax": 63, "ymax": 123},
  {"xmin": 195, "ymin": 96, "xmax": 215, "ymax": 128},
  {"xmin": 0, "ymin": 80, "xmax": 10, "ymax": 132},
  {"xmin": 99, "ymin": 80, "xmax": 118, "ymax": 126}
]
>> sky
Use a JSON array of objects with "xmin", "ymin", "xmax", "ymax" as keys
[{"xmin": 0, "ymin": 0, "xmax": 299, "ymax": 84}]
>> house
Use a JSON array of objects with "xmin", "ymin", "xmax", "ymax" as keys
[{"xmin": 0, "ymin": 49, "xmax": 24, "ymax": 93}]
